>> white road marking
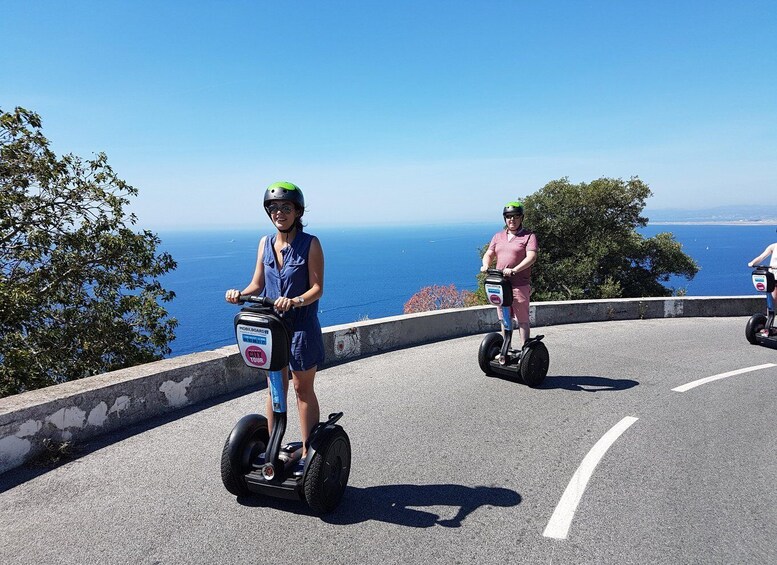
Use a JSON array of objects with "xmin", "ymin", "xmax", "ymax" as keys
[
  {"xmin": 672, "ymin": 363, "xmax": 776, "ymax": 393},
  {"xmin": 543, "ymin": 416, "xmax": 639, "ymax": 540}
]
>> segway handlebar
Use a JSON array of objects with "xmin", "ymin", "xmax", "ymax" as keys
[
  {"xmin": 237, "ymin": 295, "xmax": 275, "ymax": 307},
  {"xmin": 237, "ymin": 295, "xmax": 303, "ymax": 309}
]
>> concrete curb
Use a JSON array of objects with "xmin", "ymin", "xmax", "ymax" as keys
[{"xmin": 0, "ymin": 295, "xmax": 764, "ymax": 475}]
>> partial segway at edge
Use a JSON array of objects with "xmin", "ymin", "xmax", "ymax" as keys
[{"xmin": 746, "ymin": 266, "xmax": 777, "ymax": 348}]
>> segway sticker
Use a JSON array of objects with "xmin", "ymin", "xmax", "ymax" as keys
[
  {"xmin": 267, "ymin": 370, "xmax": 287, "ymax": 412},
  {"xmin": 486, "ymin": 284, "xmax": 504, "ymax": 305},
  {"xmin": 244, "ymin": 345, "xmax": 268, "ymax": 367},
  {"xmin": 236, "ymin": 324, "xmax": 273, "ymax": 369},
  {"xmin": 753, "ymin": 274, "xmax": 768, "ymax": 292}
]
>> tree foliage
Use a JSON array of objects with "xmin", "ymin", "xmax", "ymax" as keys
[
  {"xmin": 520, "ymin": 177, "xmax": 698, "ymax": 301},
  {"xmin": 470, "ymin": 245, "xmax": 491, "ymax": 305},
  {"xmin": 0, "ymin": 107, "xmax": 177, "ymax": 397}
]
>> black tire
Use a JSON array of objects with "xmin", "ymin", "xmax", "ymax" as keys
[
  {"xmin": 520, "ymin": 341, "xmax": 550, "ymax": 387},
  {"xmin": 304, "ymin": 427, "xmax": 351, "ymax": 514},
  {"xmin": 478, "ymin": 333, "xmax": 503, "ymax": 375},
  {"xmin": 220, "ymin": 416, "xmax": 269, "ymax": 496},
  {"xmin": 745, "ymin": 313, "xmax": 767, "ymax": 345}
]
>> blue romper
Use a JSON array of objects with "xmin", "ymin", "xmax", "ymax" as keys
[{"xmin": 262, "ymin": 231, "xmax": 325, "ymax": 371}]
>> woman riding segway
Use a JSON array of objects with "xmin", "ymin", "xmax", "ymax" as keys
[
  {"xmin": 222, "ymin": 181, "xmax": 350, "ymax": 512},
  {"xmin": 226, "ymin": 181, "xmax": 325, "ymax": 457}
]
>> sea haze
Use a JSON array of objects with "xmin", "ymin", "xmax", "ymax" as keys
[{"xmin": 157, "ymin": 223, "xmax": 777, "ymax": 357}]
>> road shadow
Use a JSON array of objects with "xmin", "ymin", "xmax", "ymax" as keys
[
  {"xmin": 540, "ymin": 375, "xmax": 640, "ymax": 392},
  {"xmin": 237, "ymin": 483, "xmax": 521, "ymax": 527},
  {"xmin": 329, "ymin": 483, "xmax": 521, "ymax": 527},
  {"xmin": 485, "ymin": 371, "xmax": 639, "ymax": 392}
]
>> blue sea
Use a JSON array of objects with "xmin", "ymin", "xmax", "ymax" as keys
[{"xmin": 157, "ymin": 223, "xmax": 777, "ymax": 357}]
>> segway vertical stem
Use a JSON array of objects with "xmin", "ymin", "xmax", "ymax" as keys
[
  {"xmin": 264, "ymin": 368, "xmax": 288, "ymax": 474},
  {"xmin": 499, "ymin": 305, "xmax": 513, "ymax": 365}
]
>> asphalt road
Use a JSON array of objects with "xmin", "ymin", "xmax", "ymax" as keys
[{"xmin": 2, "ymin": 317, "xmax": 776, "ymax": 564}]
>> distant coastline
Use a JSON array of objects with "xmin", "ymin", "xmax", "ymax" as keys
[
  {"xmin": 644, "ymin": 205, "xmax": 777, "ymax": 227},
  {"xmin": 649, "ymin": 220, "xmax": 777, "ymax": 226}
]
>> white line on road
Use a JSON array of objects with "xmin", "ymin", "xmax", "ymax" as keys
[
  {"xmin": 543, "ymin": 416, "xmax": 639, "ymax": 540},
  {"xmin": 672, "ymin": 363, "xmax": 776, "ymax": 393}
]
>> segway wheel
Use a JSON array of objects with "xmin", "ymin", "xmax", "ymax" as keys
[
  {"xmin": 745, "ymin": 313, "xmax": 768, "ymax": 345},
  {"xmin": 304, "ymin": 427, "xmax": 351, "ymax": 513},
  {"xmin": 519, "ymin": 341, "xmax": 550, "ymax": 387},
  {"xmin": 478, "ymin": 333, "xmax": 504, "ymax": 375},
  {"xmin": 220, "ymin": 415, "xmax": 269, "ymax": 496}
]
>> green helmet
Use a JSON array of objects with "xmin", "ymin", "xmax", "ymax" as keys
[
  {"xmin": 503, "ymin": 201, "xmax": 524, "ymax": 216},
  {"xmin": 263, "ymin": 181, "xmax": 305, "ymax": 215}
]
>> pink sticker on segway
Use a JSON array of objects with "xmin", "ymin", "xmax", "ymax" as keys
[
  {"xmin": 244, "ymin": 345, "xmax": 267, "ymax": 367},
  {"xmin": 753, "ymin": 274, "xmax": 767, "ymax": 293}
]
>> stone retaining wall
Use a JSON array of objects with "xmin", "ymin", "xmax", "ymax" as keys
[{"xmin": 0, "ymin": 296, "xmax": 763, "ymax": 475}]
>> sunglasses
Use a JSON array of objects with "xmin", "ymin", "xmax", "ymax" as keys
[
  {"xmin": 267, "ymin": 203, "xmax": 294, "ymax": 215},
  {"xmin": 504, "ymin": 214, "xmax": 523, "ymax": 220}
]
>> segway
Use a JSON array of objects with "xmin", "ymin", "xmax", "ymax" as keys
[
  {"xmin": 478, "ymin": 269, "xmax": 549, "ymax": 386},
  {"xmin": 221, "ymin": 295, "xmax": 351, "ymax": 513},
  {"xmin": 745, "ymin": 266, "xmax": 777, "ymax": 347}
]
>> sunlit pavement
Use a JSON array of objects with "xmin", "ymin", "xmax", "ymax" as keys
[{"xmin": 2, "ymin": 317, "xmax": 776, "ymax": 564}]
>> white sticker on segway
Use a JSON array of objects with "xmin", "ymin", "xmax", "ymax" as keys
[
  {"xmin": 485, "ymin": 284, "xmax": 504, "ymax": 306},
  {"xmin": 236, "ymin": 324, "xmax": 273, "ymax": 369},
  {"xmin": 753, "ymin": 274, "xmax": 768, "ymax": 293}
]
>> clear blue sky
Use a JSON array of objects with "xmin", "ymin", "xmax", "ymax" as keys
[{"xmin": 2, "ymin": 1, "xmax": 775, "ymax": 229}]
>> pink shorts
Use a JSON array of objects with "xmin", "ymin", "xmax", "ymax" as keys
[{"xmin": 496, "ymin": 284, "xmax": 531, "ymax": 325}]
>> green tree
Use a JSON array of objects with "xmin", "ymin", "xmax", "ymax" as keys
[
  {"xmin": 0, "ymin": 107, "xmax": 177, "ymax": 397},
  {"xmin": 519, "ymin": 177, "xmax": 698, "ymax": 300},
  {"xmin": 471, "ymin": 243, "xmax": 490, "ymax": 305}
]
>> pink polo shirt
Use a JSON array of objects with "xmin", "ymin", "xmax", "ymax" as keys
[{"xmin": 488, "ymin": 228, "xmax": 538, "ymax": 286}]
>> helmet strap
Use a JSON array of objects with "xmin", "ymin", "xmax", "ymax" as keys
[{"xmin": 277, "ymin": 223, "xmax": 297, "ymax": 236}]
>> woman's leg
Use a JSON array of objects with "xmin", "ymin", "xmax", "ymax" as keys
[
  {"xmin": 291, "ymin": 366, "xmax": 320, "ymax": 457},
  {"xmin": 266, "ymin": 367, "xmax": 290, "ymax": 433}
]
